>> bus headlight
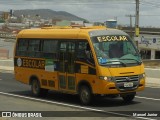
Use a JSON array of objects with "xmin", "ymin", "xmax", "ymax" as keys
[
  {"xmin": 139, "ymin": 73, "xmax": 145, "ymax": 80},
  {"xmin": 99, "ymin": 76, "xmax": 114, "ymax": 82}
]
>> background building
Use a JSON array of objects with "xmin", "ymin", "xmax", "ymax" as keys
[{"xmin": 122, "ymin": 27, "xmax": 160, "ymax": 60}]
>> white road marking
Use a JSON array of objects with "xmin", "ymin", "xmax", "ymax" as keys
[
  {"xmin": 136, "ymin": 96, "xmax": 160, "ymax": 101},
  {"xmin": 0, "ymin": 91, "xmax": 157, "ymax": 120},
  {"xmin": 136, "ymin": 117, "xmax": 157, "ymax": 120}
]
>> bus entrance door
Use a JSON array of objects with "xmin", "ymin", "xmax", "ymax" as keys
[{"xmin": 59, "ymin": 42, "xmax": 76, "ymax": 92}]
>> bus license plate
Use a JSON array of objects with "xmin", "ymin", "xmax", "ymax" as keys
[{"xmin": 124, "ymin": 82, "xmax": 133, "ymax": 87}]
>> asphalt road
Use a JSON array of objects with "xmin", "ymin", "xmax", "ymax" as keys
[{"xmin": 0, "ymin": 70, "xmax": 160, "ymax": 120}]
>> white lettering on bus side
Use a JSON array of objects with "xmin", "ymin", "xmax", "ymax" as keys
[
  {"xmin": 22, "ymin": 58, "xmax": 45, "ymax": 69},
  {"xmin": 97, "ymin": 36, "xmax": 128, "ymax": 42}
]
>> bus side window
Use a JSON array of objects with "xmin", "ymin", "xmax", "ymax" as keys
[
  {"xmin": 77, "ymin": 41, "xmax": 88, "ymax": 59},
  {"xmin": 77, "ymin": 41, "xmax": 94, "ymax": 65},
  {"xmin": 43, "ymin": 40, "xmax": 58, "ymax": 59},
  {"xmin": 16, "ymin": 39, "xmax": 28, "ymax": 56},
  {"xmin": 85, "ymin": 43, "xmax": 93, "ymax": 59},
  {"xmin": 28, "ymin": 40, "xmax": 41, "ymax": 57}
]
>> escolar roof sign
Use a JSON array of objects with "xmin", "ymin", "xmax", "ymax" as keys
[{"xmin": 97, "ymin": 36, "xmax": 128, "ymax": 42}]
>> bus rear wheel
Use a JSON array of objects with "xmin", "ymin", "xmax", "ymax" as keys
[
  {"xmin": 79, "ymin": 86, "xmax": 92, "ymax": 105},
  {"xmin": 31, "ymin": 79, "xmax": 48, "ymax": 97}
]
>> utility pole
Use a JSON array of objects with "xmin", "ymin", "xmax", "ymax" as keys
[
  {"xmin": 135, "ymin": 0, "xmax": 139, "ymax": 37},
  {"xmin": 126, "ymin": 14, "xmax": 135, "ymax": 38}
]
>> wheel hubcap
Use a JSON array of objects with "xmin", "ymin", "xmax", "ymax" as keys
[
  {"xmin": 33, "ymin": 82, "xmax": 38, "ymax": 94},
  {"xmin": 81, "ymin": 90, "xmax": 89, "ymax": 103}
]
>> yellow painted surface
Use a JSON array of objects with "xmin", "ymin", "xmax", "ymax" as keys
[{"xmin": 15, "ymin": 26, "xmax": 145, "ymax": 95}]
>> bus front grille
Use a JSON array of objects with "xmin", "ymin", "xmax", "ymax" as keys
[{"xmin": 114, "ymin": 75, "xmax": 140, "ymax": 91}]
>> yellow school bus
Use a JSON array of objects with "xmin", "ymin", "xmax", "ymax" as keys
[{"xmin": 14, "ymin": 26, "xmax": 145, "ymax": 105}]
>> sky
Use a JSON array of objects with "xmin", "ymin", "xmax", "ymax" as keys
[{"xmin": 1, "ymin": 0, "xmax": 160, "ymax": 27}]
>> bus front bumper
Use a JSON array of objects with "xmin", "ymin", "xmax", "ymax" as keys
[{"xmin": 93, "ymin": 79, "xmax": 145, "ymax": 95}]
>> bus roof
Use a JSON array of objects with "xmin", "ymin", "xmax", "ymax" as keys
[{"xmin": 17, "ymin": 26, "xmax": 128, "ymax": 39}]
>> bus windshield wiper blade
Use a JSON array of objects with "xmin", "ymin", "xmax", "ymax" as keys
[
  {"xmin": 100, "ymin": 60, "xmax": 127, "ymax": 67},
  {"xmin": 117, "ymin": 60, "xmax": 127, "ymax": 67},
  {"xmin": 119, "ymin": 58, "xmax": 142, "ymax": 64}
]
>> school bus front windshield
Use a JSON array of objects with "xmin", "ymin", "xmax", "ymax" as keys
[{"xmin": 90, "ymin": 35, "xmax": 142, "ymax": 67}]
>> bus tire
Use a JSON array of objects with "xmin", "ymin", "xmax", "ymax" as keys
[
  {"xmin": 122, "ymin": 93, "xmax": 135, "ymax": 103},
  {"xmin": 79, "ymin": 86, "xmax": 92, "ymax": 105},
  {"xmin": 31, "ymin": 79, "xmax": 48, "ymax": 97}
]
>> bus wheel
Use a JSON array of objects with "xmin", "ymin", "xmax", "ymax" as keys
[
  {"xmin": 79, "ymin": 86, "xmax": 92, "ymax": 105},
  {"xmin": 122, "ymin": 93, "xmax": 135, "ymax": 103},
  {"xmin": 31, "ymin": 79, "xmax": 48, "ymax": 97}
]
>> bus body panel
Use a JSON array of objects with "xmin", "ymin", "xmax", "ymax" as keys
[{"xmin": 14, "ymin": 26, "xmax": 145, "ymax": 98}]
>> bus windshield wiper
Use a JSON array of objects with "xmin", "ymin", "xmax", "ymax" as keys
[
  {"xmin": 119, "ymin": 58, "xmax": 142, "ymax": 65},
  {"xmin": 100, "ymin": 60, "xmax": 127, "ymax": 67}
]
